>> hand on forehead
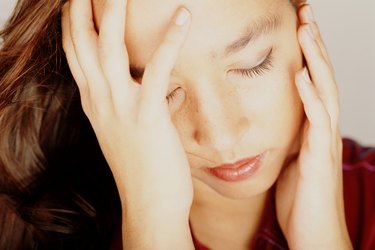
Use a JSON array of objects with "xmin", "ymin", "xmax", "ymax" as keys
[
  {"xmin": 92, "ymin": 0, "xmax": 293, "ymax": 31},
  {"xmin": 92, "ymin": 0, "xmax": 294, "ymax": 67}
]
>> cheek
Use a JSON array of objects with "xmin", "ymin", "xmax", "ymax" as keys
[
  {"xmin": 258, "ymin": 35, "xmax": 304, "ymax": 142},
  {"xmin": 266, "ymin": 78, "xmax": 303, "ymax": 142},
  {"xmin": 238, "ymin": 62, "xmax": 303, "ymax": 146},
  {"xmin": 237, "ymin": 28, "xmax": 303, "ymax": 130}
]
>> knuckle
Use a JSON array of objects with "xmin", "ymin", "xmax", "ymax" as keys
[
  {"xmin": 149, "ymin": 47, "xmax": 175, "ymax": 73},
  {"xmin": 97, "ymin": 40, "xmax": 118, "ymax": 66},
  {"xmin": 151, "ymin": 47, "xmax": 167, "ymax": 64},
  {"xmin": 316, "ymin": 101, "xmax": 331, "ymax": 121},
  {"xmin": 98, "ymin": 49, "xmax": 112, "ymax": 69},
  {"xmin": 81, "ymin": 101, "xmax": 91, "ymax": 117},
  {"xmin": 311, "ymin": 22, "xmax": 321, "ymax": 39},
  {"xmin": 62, "ymin": 37, "xmax": 75, "ymax": 58},
  {"xmin": 163, "ymin": 32, "xmax": 179, "ymax": 47},
  {"xmin": 309, "ymin": 91, "xmax": 322, "ymax": 106},
  {"xmin": 70, "ymin": 29, "xmax": 81, "ymax": 45},
  {"xmin": 310, "ymin": 102, "xmax": 330, "ymax": 127},
  {"xmin": 76, "ymin": 81, "xmax": 88, "ymax": 94},
  {"xmin": 163, "ymin": 24, "xmax": 183, "ymax": 44},
  {"xmin": 91, "ymin": 101, "xmax": 111, "ymax": 118},
  {"xmin": 136, "ymin": 110, "xmax": 158, "ymax": 127},
  {"xmin": 97, "ymin": 38, "xmax": 110, "ymax": 54},
  {"xmin": 62, "ymin": 38, "xmax": 70, "ymax": 53},
  {"xmin": 155, "ymin": 32, "xmax": 182, "ymax": 58},
  {"xmin": 309, "ymin": 53, "xmax": 326, "ymax": 69}
]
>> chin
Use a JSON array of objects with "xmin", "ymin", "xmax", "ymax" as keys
[{"xmin": 212, "ymin": 182, "xmax": 274, "ymax": 200}]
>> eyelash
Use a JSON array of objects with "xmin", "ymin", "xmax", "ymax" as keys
[
  {"xmin": 231, "ymin": 49, "xmax": 274, "ymax": 78},
  {"xmin": 166, "ymin": 87, "xmax": 181, "ymax": 103}
]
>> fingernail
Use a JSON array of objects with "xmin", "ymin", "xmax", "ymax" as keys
[
  {"xmin": 302, "ymin": 67, "xmax": 311, "ymax": 83},
  {"xmin": 306, "ymin": 24, "xmax": 315, "ymax": 40},
  {"xmin": 175, "ymin": 8, "xmax": 190, "ymax": 26},
  {"xmin": 305, "ymin": 5, "xmax": 315, "ymax": 23}
]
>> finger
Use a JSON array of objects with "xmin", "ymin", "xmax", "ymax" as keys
[
  {"xmin": 98, "ymin": 0, "xmax": 136, "ymax": 106},
  {"xmin": 295, "ymin": 67, "xmax": 331, "ymax": 153},
  {"xmin": 69, "ymin": 0, "xmax": 112, "ymax": 110},
  {"xmin": 61, "ymin": 2, "xmax": 87, "ymax": 92},
  {"xmin": 298, "ymin": 24, "xmax": 339, "ymax": 129},
  {"xmin": 62, "ymin": 2, "xmax": 92, "ymax": 113},
  {"xmin": 298, "ymin": 3, "xmax": 334, "ymax": 71},
  {"xmin": 140, "ymin": 8, "xmax": 191, "ymax": 116}
]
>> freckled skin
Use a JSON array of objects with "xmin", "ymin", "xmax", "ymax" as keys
[
  {"xmin": 93, "ymin": 0, "xmax": 303, "ymax": 201},
  {"xmin": 90, "ymin": 1, "xmax": 303, "ymax": 248}
]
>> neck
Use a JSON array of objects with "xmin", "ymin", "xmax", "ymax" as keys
[{"xmin": 189, "ymin": 178, "xmax": 269, "ymax": 249}]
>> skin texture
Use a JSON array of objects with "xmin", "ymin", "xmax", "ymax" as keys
[
  {"xmin": 62, "ymin": 0, "xmax": 352, "ymax": 249},
  {"xmin": 93, "ymin": 0, "xmax": 304, "ymax": 200}
]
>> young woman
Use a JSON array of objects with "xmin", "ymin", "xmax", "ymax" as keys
[{"xmin": 0, "ymin": 0, "xmax": 374, "ymax": 249}]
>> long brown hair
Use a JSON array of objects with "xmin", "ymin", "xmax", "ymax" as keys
[{"xmin": 0, "ymin": 0, "xmax": 121, "ymax": 249}]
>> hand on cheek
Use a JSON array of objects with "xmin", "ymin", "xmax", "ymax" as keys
[{"xmin": 276, "ymin": 4, "xmax": 352, "ymax": 249}]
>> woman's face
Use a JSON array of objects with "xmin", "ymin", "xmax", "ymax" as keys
[{"xmin": 93, "ymin": 0, "xmax": 304, "ymax": 199}]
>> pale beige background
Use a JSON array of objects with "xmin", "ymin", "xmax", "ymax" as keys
[
  {"xmin": 1, "ymin": 0, "xmax": 374, "ymax": 145},
  {"xmin": 310, "ymin": 0, "xmax": 375, "ymax": 146}
]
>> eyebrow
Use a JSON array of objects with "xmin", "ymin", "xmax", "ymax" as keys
[
  {"xmin": 129, "ymin": 14, "xmax": 282, "ymax": 77},
  {"xmin": 223, "ymin": 14, "xmax": 282, "ymax": 57}
]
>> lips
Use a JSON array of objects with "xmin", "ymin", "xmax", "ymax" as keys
[{"xmin": 206, "ymin": 153, "xmax": 265, "ymax": 182}]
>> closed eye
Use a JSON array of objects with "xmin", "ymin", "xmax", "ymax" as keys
[
  {"xmin": 166, "ymin": 87, "xmax": 180, "ymax": 103},
  {"xmin": 230, "ymin": 48, "xmax": 274, "ymax": 78}
]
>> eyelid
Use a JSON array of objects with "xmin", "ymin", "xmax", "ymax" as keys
[
  {"xmin": 228, "ymin": 48, "xmax": 274, "ymax": 79},
  {"xmin": 231, "ymin": 48, "xmax": 273, "ymax": 70},
  {"xmin": 166, "ymin": 87, "xmax": 185, "ymax": 114},
  {"xmin": 167, "ymin": 88, "xmax": 179, "ymax": 103}
]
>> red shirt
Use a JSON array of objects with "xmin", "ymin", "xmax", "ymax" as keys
[{"xmin": 192, "ymin": 138, "xmax": 375, "ymax": 249}]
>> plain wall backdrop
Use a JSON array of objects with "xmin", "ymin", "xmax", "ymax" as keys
[
  {"xmin": 1, "ymin": 0, "xmax": 374, "ymax": 145},
  {"xmin": 310, "ymin": 0, "xmax": 375, "ymax": 146}
]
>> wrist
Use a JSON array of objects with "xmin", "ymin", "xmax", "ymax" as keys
[
  {"xmin": 290, "ymin": 234, "xmax": 353, "ymax": 250},
  {"xmin": 122, "ymin": 210, "xmax": 194, "ymax": 250}
]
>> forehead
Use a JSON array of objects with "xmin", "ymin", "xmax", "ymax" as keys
[{"xmin": 94, "ymin": 0, "xmax": 292, "ymax": 65}]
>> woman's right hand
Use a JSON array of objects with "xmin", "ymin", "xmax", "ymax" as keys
[{"xmin": 61, "ymin": 0, "xmax": 194, "ymax": 248}]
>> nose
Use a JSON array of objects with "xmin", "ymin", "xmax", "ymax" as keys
[{"xmin": 191, "ymin": 85, "xmax": 250, "ymax": 153}]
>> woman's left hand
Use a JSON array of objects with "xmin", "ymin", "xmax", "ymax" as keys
[{"xmin": 276, "ymin": 4, "xmax": 353, "ymax": 249}]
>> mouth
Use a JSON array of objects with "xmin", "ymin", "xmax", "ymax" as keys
[{"xmin": 205, "ymin": 152, "xmax": 266, "ymax": 182}]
